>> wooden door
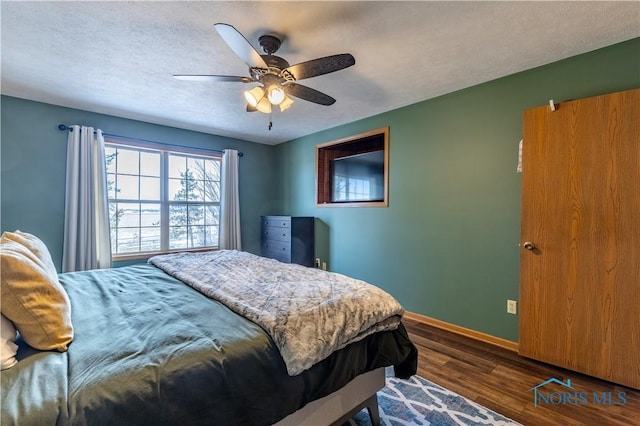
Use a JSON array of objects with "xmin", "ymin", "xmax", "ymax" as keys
[{"xmin": 519, "ymin": 88, "xmax": 640, "ymax": 389}]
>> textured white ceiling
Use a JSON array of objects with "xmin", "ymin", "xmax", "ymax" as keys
[{"xmin": 1, "ymin": 1, "xmax": 638, "ymax": 145}]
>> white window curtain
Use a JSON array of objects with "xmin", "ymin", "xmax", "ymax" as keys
[
  {"xmin": 62, "ymin": 125, "xmax": 112, "ymax": 272},
  {"xmin": 219, "ymin": 149, "xmax": 242, "ymax": 250}
]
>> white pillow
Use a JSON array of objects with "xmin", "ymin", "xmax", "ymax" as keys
[{"xmin": 1, "ymin": 314, "xmax": 18, "ymax": 370}]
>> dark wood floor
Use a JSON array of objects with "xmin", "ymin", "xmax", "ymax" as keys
[{"xmin": 403, "ymin": 318, "xmax": 640, "ymax": 425}]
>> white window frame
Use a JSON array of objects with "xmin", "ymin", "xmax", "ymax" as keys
[{"xmin": 105, "ymin": 137, "xmax": 222, "ymax": 260}]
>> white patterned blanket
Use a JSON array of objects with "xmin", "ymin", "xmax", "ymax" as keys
[{"xmin": 149, "ymin": 250, "xmax": 404, "ymax": 375}]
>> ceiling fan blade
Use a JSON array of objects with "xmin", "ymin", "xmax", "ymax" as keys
[
  {"xmin": 286, "ymin": 83, "xmax": 336, "ymax": 106},
  {"xmin": 283, "ymin": 54, "xmax": 355, "ymax": 81},
  {"xmin": 173, "ymin": 75, "xmax": 252, "ymax": 83},
  {"xmin": 214, "ymin": 23, "xmax": 268, "ymax": 69}
]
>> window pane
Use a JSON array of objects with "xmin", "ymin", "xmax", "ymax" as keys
[
  {"xmin": 169, "ymin": 204, "xmax": 188, "ymax": 230},
  {"xmin": 140, "ymin": 177, "xmax": 160, "ymax": 200},
  {"xmin": 188, "ymin": 157, "xmax": 204, "ymax": 177},
  {"xmin": 169, "ymin": 199, "xmax": 186, "ymax": 248},
  {"xmin": 109, "ymin": 202, "xmax": 123, "ymax": 229},
  {"xmin": 205, "ymin": 206, "xmax": 219, "ymax": 225},
  {"xmin": 117, "ymin": 175, "xmax": 139, "ymax": 200},
  {"xmin": 204, "ymin": 181, "xmax": 220, "ymax": 202},
  {"xmin": 105, "ymin": 148, "xmax": 117, "ymax": 174},
  {"xmin": 169, "ymin": 155, "xmax": 186, "ymax": 179},
  {"xmin": 107, "ymin": 173, "xmax": 117, "ymax": 199},
  {"xmin": 170, "ymin": 172, "xmax": 199, "ymax": 201},
  {"xmin": 183, "ymin": 175, "xmax": 198, "ymax": 201},
  {"xmin": 117, "ymin": 149, "xmax": 139, "ymax": 175},
  {"xmin": 169, "ymin": 178, "xmax": 183, "ymax": 201},
  {"xmin": 140, "ymin": 227, "xmax": 161, "ymax": 252},
  {"xmin": 140, "ymin": 152, "xmax": 160, "ymax": 176},
  {"xmin": 205, "ymin": 159, "xmax": 220, "ymax": 181},
  {"xmin": 188, "ymin": 205, "xmax": 205, "ymax": 225},
  {"xmin": 117, "ymin": 228, "xmax": 139, "ymax": 254},
  {"xmin": 205, "ymin": 225, "xmax": 219, "ymax": 247},
  {"xmin": 141, "ymin": 204, "xmax": 160, "ymax": 226},
  {"xmin": 190, "ymin": 180, "xmax": 205, "ymax": 202},
  {"xmin": 119, "ymin": 204, "xmax": 141, "ymax": 228},
  {"xmin": 110, "ymin": 228, "xmax": 117, "ymax": 252},
  {"xmin": 189, "ymin": 225, "xmax": 208, "ymax": 248},
  {"xmin": 169, "ymin": 226, "xmax": 187, "ymax": 249}
]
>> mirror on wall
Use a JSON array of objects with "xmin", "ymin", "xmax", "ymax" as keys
[{"xmin": 316, "ymin": 127, "xmax": 389, "ymax": 207}]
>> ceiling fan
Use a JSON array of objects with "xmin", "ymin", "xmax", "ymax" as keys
[{"xmin": 174, "ymin": 23, "xmax": 355, "ymax": 117}]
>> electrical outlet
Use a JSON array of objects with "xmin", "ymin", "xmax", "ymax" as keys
[
  {"xmin": 314, "ymin": 258, "xmax": 321, "ymax": 268},
  {"xmin": 507, "ymin": 300, "xmax": 517, "ymax": 315},
  {"xmin": 322, "ymin": 262, "xmax": 327, "ymax": 271}
]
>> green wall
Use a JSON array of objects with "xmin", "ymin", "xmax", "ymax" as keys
[
  {"xmin": 0, "ymin": 96, "xmax": 280, "ymax": 269},
  {"xmin": 275, "ymin": 38, "xmax": 640, "ymax": 342}
]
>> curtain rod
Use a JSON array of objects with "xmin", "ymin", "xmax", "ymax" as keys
[{"xmin": 57, "ymin": 124, "xmax": 243, "ymax": 157}]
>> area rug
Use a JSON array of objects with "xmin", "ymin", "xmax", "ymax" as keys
[{"xmin": 347, "ymin": 370, "xmax": 522, "ymax": 426}]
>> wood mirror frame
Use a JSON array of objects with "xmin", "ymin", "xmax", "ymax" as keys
[{"xmin": 315, "ymin": 127, "xmax": 389, "ymax": 207}]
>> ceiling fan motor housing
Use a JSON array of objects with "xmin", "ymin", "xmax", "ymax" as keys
[
  {"xmin": 259, "ymin": 34, "xmax": 282, "ymax": 54},
  {"xmin": 262, "ymin": 55, "xmax": 290, "ymax": 71}
]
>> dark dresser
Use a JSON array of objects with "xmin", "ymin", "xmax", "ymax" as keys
[{"xmin": 261, "ymin": 216, "xmax": 315, "ymax": 266}]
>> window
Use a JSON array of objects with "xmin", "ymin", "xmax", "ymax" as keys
[
  {"xmin": 105, "ymin": 140, "xmax": 221, "ymax": 257},
  {"xmin": 316, "ymin": 127, "xmax": 389, "ymax": 207}
]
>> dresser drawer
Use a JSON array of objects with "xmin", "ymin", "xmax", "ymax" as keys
[
  {"xmin": 262, "ymin": 216, "xmax": 291, "ymax": 229},
  {"xmin": 261, "ymin": 240, "xmax": 291, "ymax": 263},
  {"xmin": 262, "ymin": 226, "xmax": 291, "ymax": 242}
]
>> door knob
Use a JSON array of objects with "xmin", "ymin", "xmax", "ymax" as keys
[{"xmin": 523, "ymin": 242, "xmax": 536, "ymax": 250}]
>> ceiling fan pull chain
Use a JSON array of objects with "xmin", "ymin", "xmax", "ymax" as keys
[{"xmin": 268, "ymin": 111, "xmax": 273, "ymax": 131}]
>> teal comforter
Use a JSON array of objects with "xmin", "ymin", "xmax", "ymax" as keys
[{"xmin": 1, "ymin": 264, "xmax": 417, "ymax": 425}]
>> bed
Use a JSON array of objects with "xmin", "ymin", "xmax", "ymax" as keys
[{"xmin": 1, "ymin": 237, "xmax": 417, "ymax": 426}]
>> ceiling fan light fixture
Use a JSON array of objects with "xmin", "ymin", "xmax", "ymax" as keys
[
  {"xmin": 256, "ymin": 97, "xmax": 272, "ymax": 114},
  {"xmin": 244, "ymin": 86, "xmax": 265, "ymax": 107},
  {"xmin": 267, "ymin": 85, "xmax": 286, "ymax": 105},
  {"xmin": 279, "ymin": 95, "xmax": 294, "ymax": 112},
  {"xmin": 177, "ymin": 25, "xmax": 355, "ymax": 122}
]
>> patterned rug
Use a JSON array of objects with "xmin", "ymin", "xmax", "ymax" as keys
[{"xmin": 347, "ymin": 370, "xmax": 522, "ymax": 426}]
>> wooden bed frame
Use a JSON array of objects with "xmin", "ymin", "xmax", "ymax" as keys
[{"xmin": 274, "ymin": 367, "xmax": 385, "ymax": 426}]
